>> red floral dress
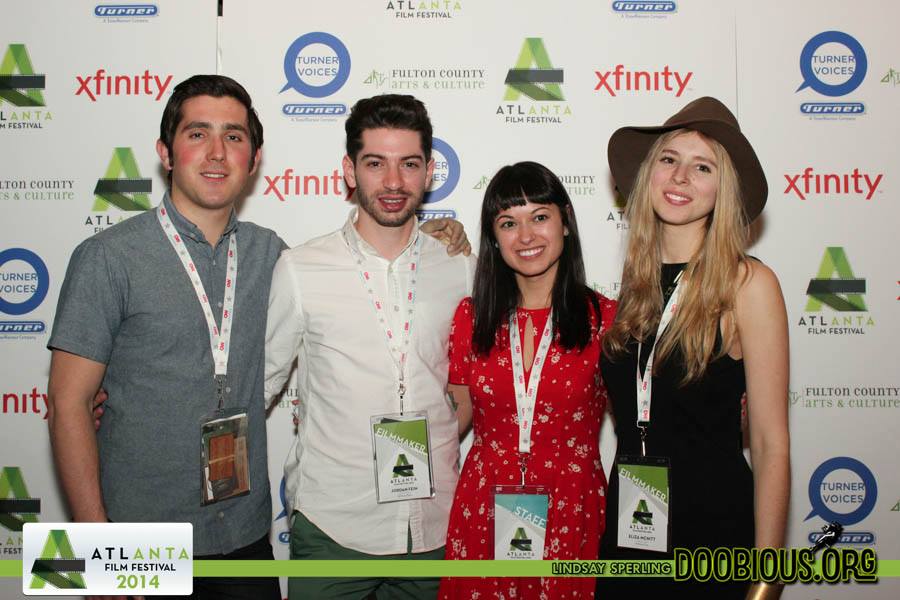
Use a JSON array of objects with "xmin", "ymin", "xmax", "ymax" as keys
[{"xmin": 439, "ymin": 294, "xmax": 616, "ymax": 600}]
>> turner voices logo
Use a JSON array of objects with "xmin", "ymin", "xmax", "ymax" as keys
[
  {"xmin": 796, "ymin": 31, "xmax": 867, "ymax": 118},
  {"xmin": 806, "ymin": 457, "xmax": 877, "ymax": 545},
  {"xmin": 0, "ymin": 248, "xmax": 49, "ymax": 339},
  {"xmin": 418, "ymin": 137, "xmax": 459, "ymax": 220},
  {"xmin": 280, "ymin": 32, "xmax": 351, "ymax": 122}
]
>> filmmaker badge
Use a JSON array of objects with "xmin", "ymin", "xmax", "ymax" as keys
[
  {"xmin": 493, "ymin": 486, "xmax": 549, "ymax": 560},
  {"xmin": 616, "ymin": 455, "xmax": 671, "ymax": 553},
  {"xmin": 371, "ymin": 412, "xmax": 434, "ymax": 503}
]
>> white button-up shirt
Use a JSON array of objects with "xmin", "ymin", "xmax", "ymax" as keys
[{"xmin": 265, "ymin": 209, "xmax": 475, "ymax": 554}]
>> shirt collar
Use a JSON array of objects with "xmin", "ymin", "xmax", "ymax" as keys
[
  {"xmin": 161, "ymin": 192, "xmax": 239, "ymax": 244},
  {"xmin": 341, "ymin": 207, "xmax": 420, "ymax": 260}
]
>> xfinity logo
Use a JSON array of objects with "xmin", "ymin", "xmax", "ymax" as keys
[
  {"xmin": 75, "ymin": 70, "xmax": 172, "ymax": 102},
  {"xmin": 594, "ymin": 65, "xmax": 692, "ymax": 97},
  {"xmin": 784, "ymin": 168, "xmax": 883, "ymax": 200}
]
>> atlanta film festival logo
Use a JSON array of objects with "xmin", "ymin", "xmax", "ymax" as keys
[{"xmin": 280, "ymin": 32, "xmax": 351, "ymax": 121}]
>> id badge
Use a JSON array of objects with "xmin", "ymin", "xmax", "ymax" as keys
[
  {"xmin": 616, "ymin": 455, "xmax": 671, "ymax": 553},
  {"xmin": 493, "ymin": 485, "xmax": 549, "ymax": 560},
  {"xmin": 371, "ymin": 411, "xmax": 435, "ymax": 503},
  {"xmin": 200, "ymin": 408, "xmax": 250, "ymax": 505}
]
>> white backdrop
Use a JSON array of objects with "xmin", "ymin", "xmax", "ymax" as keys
[{"xmin": 1, "ymin": 1, "xmax": 897, "ymax": 598}]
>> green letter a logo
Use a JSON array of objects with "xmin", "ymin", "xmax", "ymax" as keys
[
  {"xmin": 0, "ymin": 467, "xmax": 40, "ymax": 531},
  {"xmin": 504, "ymin": 38, "xmax": 565, "ymax": 102},
  {"xmin": 805, "ymin": 247, "xmax": 867, "ymax": 312},
  {"xmin": 0, "ymin": 44, "xmax": 45, "ymax": 107},
  {"xmin": 632, "ymin": 499, "xmax": 653, "ymax": 525},
  {"xmin": 392, "ymin": 453, "xmax": 414, "ymax": 478},
  {"xmin": 509, "ymin": 527, "xmax": 532, "ymax": 552},
  {"xmin": 92, "ymin": 147, "xmax": 152, "ymax": 211},
  {"xmin": 29, "ymin": 529, "xmax": 86, "ymax": 589}
]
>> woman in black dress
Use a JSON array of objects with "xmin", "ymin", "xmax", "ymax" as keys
[{"xmin": 598, "ymin": 97, "xmax": 790, "ymax": 598}]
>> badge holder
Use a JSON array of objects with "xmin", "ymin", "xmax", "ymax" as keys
[
  {"xmin": 200, "ymin": 407, "xmax": 250, "ymax": 505},
  {"xmin": 371, "ymin": 411, "xmax": 435, "ymax": 503},
  {"xmin": 493, "ymin": 482, "xmax": 549, "ymax": 560},
  {"xmin": 615, "ymin": 454, "xmax": 672, "ymax": 553}
]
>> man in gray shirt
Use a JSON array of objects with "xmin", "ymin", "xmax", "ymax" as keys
[{"xmin": 47, "ymin": 74, "xmax": 284, "ymax": 600}]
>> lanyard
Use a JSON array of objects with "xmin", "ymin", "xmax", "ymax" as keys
[
  {"xmin": 509, "ymin": 308, "xmax": 554, "ymax": 484},
  {"xmin": 635, "ymin": 270, "xmax": 684, "ymax": 456},
  {"xmin": 343, "ymin": 229, "xmax": 422, "ymax": 414},
  {"xmin": 157, "ymin": 204, "xmax": 237, "ymax": 408}
]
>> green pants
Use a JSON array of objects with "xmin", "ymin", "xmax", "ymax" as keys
[{"xmin": 289, "ymin": 511, "xmax": 444, "ymax": 600}]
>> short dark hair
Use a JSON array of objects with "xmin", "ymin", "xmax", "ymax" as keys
[
  {"xmin": 159, "ymin": 75, "xmax": 263, "ymax": 178},
  {"xmin": 345, "ymin": 94, "xmax": 433, "ymax": 162},
  {"xmin": 471, "ymin": 161, "xmax": 601, "ymax": 355}
]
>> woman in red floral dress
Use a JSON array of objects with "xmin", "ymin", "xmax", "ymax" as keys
[{"xmin": 439, "ymin": 162, "xmax": 616, "ymax": 600}]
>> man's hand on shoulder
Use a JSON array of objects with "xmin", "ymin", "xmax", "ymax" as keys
[{"xmin": 420, "ymin": 217, "xmax": 472, "ymax": 256}]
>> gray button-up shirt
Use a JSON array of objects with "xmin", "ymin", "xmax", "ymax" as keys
[{"xmin": 49, "ymin": 193, "xmax": 286, "ymax": 555}]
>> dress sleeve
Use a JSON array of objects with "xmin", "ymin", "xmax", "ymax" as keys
[{"xmin": 448, "ymin": 297, "xmax": 475, "ymax": 386}]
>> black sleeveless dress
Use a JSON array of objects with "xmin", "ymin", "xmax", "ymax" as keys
[{"xmin": 597, "ymin": 263, "xmax": 753, "ymax": 597}]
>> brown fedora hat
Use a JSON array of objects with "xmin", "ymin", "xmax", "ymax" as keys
[{"xmin": 607, "ymin": 96, "xmax": 767, "ymax": 223}]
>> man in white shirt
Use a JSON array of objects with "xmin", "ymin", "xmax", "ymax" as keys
[{"xmin": 265, "ymin": 94, "xmax": 475, "ymax": 599}]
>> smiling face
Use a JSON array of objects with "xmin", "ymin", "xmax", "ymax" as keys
[
  {"xmin": 493, "ymin": 200, "xmax": 568, "ymax": 287},
  {"xmin": 342, "ymin": 127, "xmax": 435, "ymax": 230},
  {"xmin": 156, "ymin": 94, "xmax": 260, "ymax": 213},
  {"xmin": 649, "ymin": 130, "xmax": 719, "ymax": 230}
]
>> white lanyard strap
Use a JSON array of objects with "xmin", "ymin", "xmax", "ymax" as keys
[
  {"xmin": 343, "ymin": 230, "xmax": 422, "ymax": 412},
  {"xmin": 509, "ymin": 308, "xmax": 554, "ymax": 457},
  {"xmin": 635, "ymin": 270, "xmax": 684, "ymax": 453},
  {"xmin": 157, "ymin": 204, "xmax": 237, "ymax": 391}
]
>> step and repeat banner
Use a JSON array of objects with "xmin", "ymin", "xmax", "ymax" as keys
[{"xmin": 2, "ymin": 1, "xmax": 897, "ymax": 597}]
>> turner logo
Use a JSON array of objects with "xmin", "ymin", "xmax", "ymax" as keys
[
  {"xmin": 0, "ymin": 248, "xmax": 49, "ymax": 338},
  {"xmin": 612, "ymin": 1, "xmax": 677, "ymax": 13},
  {"xmin": 797, "ymin": 31, "xmax": 867, "ymax": 117},
  {"xmin": 497, "ymin": 38, "xmax": 571, "ymax": 125},
  {"xmin": 0, "ymin": 44, "xmax": 45, "ymax": 107},
  {"xmin": 784, "ymin": 168, "xmax": 883, "ymax": 200},
  {"xmin": 29, "ymin": 529, "xmax": 87, "ymax": 590},
  {"xmin": 798, "ymin": 247, "xmax": 874, "ymax": 336},
  {"xmin": 0, "ymin": 467, "xmax": 40, "ymax": 534},
  {"xmin": 806, "ymin": 457, "xmax": 877, "ymax": 545},
  {"xmin": 263, "ymin": 168, "xmax": 344, "ymax": 202},
  {"xmin": 92, "ymin": 147, "xmax": 152, "ymax": 212},
  {"xmin": 594, "ymin": 64, "xmax": 692, "ymax": 97},
  {"xmin": 75, "ymin": 69, "xmax": 172, "ymax": 101},
  {"xmin": 280, "ymin": 32, "xmax": 350, "ymax": 121},
  {"xmin": 94, "ymin": 4, "xmax": 159, "ymax": 18},
  {"xmin": 419, "ymin": 137, "xmax": 459, "ymax": 220}
]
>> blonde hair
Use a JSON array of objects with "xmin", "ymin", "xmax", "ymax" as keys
[{"xmin": 603, "ymin": 129, "xmax": 751, "ymax": 383}]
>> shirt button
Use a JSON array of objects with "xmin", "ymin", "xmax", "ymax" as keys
[
  {"xmin": 217, "ymin": 512, "xmax": 224, "ymax": 519},
  {"xmin": 217, "ymin": 302, "xmax": 223, "ymax": 308},
  {"xmin": 225, "ymin": 387, "xmax": 231, "ymax": 393}
]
